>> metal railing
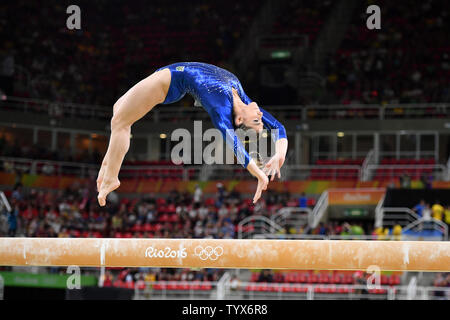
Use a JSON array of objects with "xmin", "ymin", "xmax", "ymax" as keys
[
  {"xmin": 133, "ymin": 280, "xmax": 450, "ymax": 300},
  {"xmin": 380, "ymin": 207, "xmax": 421, "ymax": 228},
  {"xmin": 374, "ymin": 194, "xmax": 385, "ymax": 228},
  {"xmin": 237, "ymin": 215, "xmax": 284, "ymax": 240},
  {"xmin": 402, "ymin": 217, "xmax": 448, "ymax": 241},
  {"xmin": 1, "ymin": 96, "xmax": 449, "ymax": 122},
  {"xmin": 271, "ymin": 207, "xmax": 311, "ymax": 230},
  {"xmin": 0, "ymin": 157, "xmax": 362, "ymax": 181},
  {"xmin": 284, "ymin": 164, "xmax": 362, "ymax": 180},
  {"xmin": 1, "ymin": 156, "xmax": 449, "ymax": 183},
  {"xmin": 374, "ymin": 207, "xmax": 448, "ymax": 240},
  {"xmin": 366, "ymin": 164, "xmax": 449, "ymax": 181},
  {"xmin": 134, "ymin": 280, "xmax": 219, "ymax": 300},
  {"xmin": 361, "ymin": 149, "xmax": 375, "ymax": 181},
  {"xmin": 309, "ymin": 190, "xmax": 328, "ymax": 228},
  {"xmin": 251, "ymin": 233, "xmax": 445, "ymax": 241},
  {"xmin": 0, "ymin": 156, "xmax": 100, "ymax": 178}
]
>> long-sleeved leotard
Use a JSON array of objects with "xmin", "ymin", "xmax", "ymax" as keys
[{"xmin": 156, "ymin": 62, "xmax": 287, "ymax": 168}]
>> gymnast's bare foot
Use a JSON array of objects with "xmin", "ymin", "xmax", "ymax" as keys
[{"xmin": 97, "ymin": 178, "xmax": 120, "ymax": 206}]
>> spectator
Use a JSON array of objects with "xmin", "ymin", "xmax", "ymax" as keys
[
  {"xmin": 413, "ymin": 200, "xmax": 426, "ymax": 218},
  {"xmin": 298, "ymin": 192, "xmax": 308, "ymax": 209},
  {"xmin": 7, "ymin": 205, "xmax": 19, "ymax": 237},
  {"xmin": 41, "ymin": 163, "xmax": 55, "ymax": 175},
  {"xmin": 433, "ymin": 273, "xmax": 449, "ymax": 300},
  {"xmin": 193, "ymin": 221, "xmax": 204, "ymax": 238},
  {"xmin": 353, "ymin": 271, "xmax": 368, "ymax": 297},
  {"xmin": 340, "ymin": 223, "xmax": 351, "ymax": 237},
  {"xmin": 420, "ymin": 173, "xmax": 432, "ymax": 189},
  {"xmin": 257, "ymin": 270, "xmax": 273, "ymax": 283},
  {"xmin": 444, "ymin": 206, "xmax": 450, "ymax": 226},
  {"xmin": 193, "ymin": 184, "xmax": 202, "ymax": 205},
  {"xmin": 350, "ymin": 223, "xmax": 364, "ymax": 236},
  {"xmin": 230, "ymin": 275, "xmax": 241, "ymax": 291},
  {"xmin": 221, "ymin": 220, "xmax": 235, "ymax": 238},
  {"xmin": 318, "ymin": 222, "xmax": 327, "ymax": 235},
  {"xmin": 216, "ymin": 183, "xmax": 225, "ymax": 207},
  {"xmin": 422, "ymin": 204, "xmax": 433, "ymax": 231},
  {"xmin": 112, "ymin": 213, "xmax": 123, "ymax": 231},
  {"xmin": 12, "ymin": 184, "xmax": 23, "ymax": 201},
  {"xmin": 399, "ymin": 172, "xmax": 411, "ymax": 188},
  {"xmin": 392, "ymin": 222, "xmax": 402, "ymax": 241},
  {"xmin": 431, "ymin": 200, "xmax": 444, "ymax": 221},
  {"xmin": 103, "ymin": 271, "xmax": 114, "ymax": 287},
  {"xmin": 218, "ymin": 204, "xmax": 229, "ymax": 219}
]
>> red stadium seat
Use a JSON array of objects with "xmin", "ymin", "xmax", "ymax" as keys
[
  {"xmin": 200, "ymin": 281, "xmax": 212, "ymax": 291},
  {"xmin": 190, "ymin": 280, "xmax": 201, "ymax": 290}
]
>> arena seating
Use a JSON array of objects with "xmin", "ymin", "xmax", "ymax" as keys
[
  {"xmin": 374, "ymin": 158, "xmax": 435, "ymax": 180},
  {"xmin": 310, "ymin": 159, "xmax": 364, "ymax": 180},
  {"xmin": 247, "ymin": 270, "xmax": 401, "ymax": 294},
  {"xmin": 3, "ymin": 0, "xmax": 258, "ymax": 106},
  {"xmin": 121, "ymin": 160, "xmax": 186, "ymax": 180},
  {"xmin": 326, "ymin": 0, "xmax": 449, "ymax": 105},
  {"xmin": 270, "ymin": 0, "xmax": 335, "ymax": 44}
]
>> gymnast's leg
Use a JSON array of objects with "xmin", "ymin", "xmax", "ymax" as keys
[{"xmin": 97, "ymin": 68, "xmax": 171, "ymax": 206}]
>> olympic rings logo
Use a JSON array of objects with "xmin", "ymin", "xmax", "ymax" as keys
[{"xmin": 194, "ymin": 246, "xmax": 224, "ymax": 261}]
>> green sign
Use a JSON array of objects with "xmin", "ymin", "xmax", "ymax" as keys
[
  {"xmin": 343, "ymin": 208, "xmax": 369, "ymax": 217},
  {"xmin": 0, "ymin": 271, "xmax": 97, "ymax": 289},
  {"xmin": 271, "ymin": 50, "xmax": 291, "ymax": 59}
]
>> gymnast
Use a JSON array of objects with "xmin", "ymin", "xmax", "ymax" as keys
[{"xmin": 97, "ymin": 62, "xmax": 288, "ymax": 206}]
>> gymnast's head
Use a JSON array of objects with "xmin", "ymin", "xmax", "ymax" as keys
[{"xmin": 232, "ymin": 89, "xmax": 264, "ymax": 135}]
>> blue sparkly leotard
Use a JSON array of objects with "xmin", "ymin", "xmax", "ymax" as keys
[{"xmin": 155, "ymin": 62, "xmax": 287, "ymax": 168}]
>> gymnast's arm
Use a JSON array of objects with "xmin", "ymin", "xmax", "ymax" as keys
[
  {"xmin": 213, "ymin": 114, "xmax": 269, "ymax": 203},
  {"xmin": 260, "ymin": 107, "xmax": 288, "ymax": 180},
  {"xmin": 239, "ymin": 90, "xmax": 288, "ymax": 173}
]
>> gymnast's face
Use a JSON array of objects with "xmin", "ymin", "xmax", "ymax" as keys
[{"xmin": 237, "ymin": 102, "xmax": 264, "ymax": 133}]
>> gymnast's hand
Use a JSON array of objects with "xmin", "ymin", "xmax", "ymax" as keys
[
  {"xmin": 263, "ymin": 153, "xmax": 285, "ymax": 181},
  {"xmin": 247, "ymin": 159, "xmax": 269, "ymax": 204}
]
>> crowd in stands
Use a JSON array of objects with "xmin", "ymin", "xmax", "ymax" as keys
[
  {"xmin": 433, "ymin": 273, "xmax": 450, "ymax": 299},
  {"xmin": 0, "ymin": 182, "xmax": 318, "ymax": 240},
  {"xmin": 1, "ymin": 0, "xmax": 448, "ymax": 110},
  {"xmin": 1, "ymin": 182, "xmax": 449, "ymax": 292},
  {"xmin": 0, "ymin": 180, "xmax": 394, "ymax": 290},
  {"xmin": 0, "ymin": 182, "xmax": 280, "ymax": 288},
  {"xmin": 271, "ymin": 0, "xmax": 334, "ymax": 43},
  {"xmin": 99, "ymin": 266, "xmax": 225, "ymax": 290},
  {"xmin": 412, "ymin": 199, "xmax": 450, "ymax": 226},
  {"xmin": 0, "ymin": 0, "xmax": 256, "ymax": 106},
  {"xmin": 325, "ymin": 0, "xmax": 450, "ymax": 105},
  {"xmin": 0, "ymin": 135, "xmax": 102, "ymax": 165}
]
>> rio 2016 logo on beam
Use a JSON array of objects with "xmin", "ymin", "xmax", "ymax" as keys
[{"xmin": 145, "ymin": 247, "xmax": 187, "ymax": 259}]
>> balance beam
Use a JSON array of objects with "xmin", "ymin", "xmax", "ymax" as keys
[{"xmin": 0, "ymin": 238, "xmax": 449, "ymax": 271}]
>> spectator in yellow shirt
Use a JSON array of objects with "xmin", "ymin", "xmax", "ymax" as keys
[
  {"xmin": 376, "ymin": 227, "xmax": 389, "ymax": 240},
  {"xmin": 392, "ymin": 222, "xmax": 402, "ymax": 241},
  {"xmin": 444, "ymin": 206, "xmax": 450, "ymax": 226},
  {"xmin": 431, "ymin": 201, "xmax": 444, "ymax": 221}
]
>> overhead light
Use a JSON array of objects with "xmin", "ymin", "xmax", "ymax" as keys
[
  {"xmin": 337, "ymin": 132, "xmax": 344, "ymax": 137},
  {"xmin": 160, "ymin": 133, "xmax": 167, "ymax": 139}
]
